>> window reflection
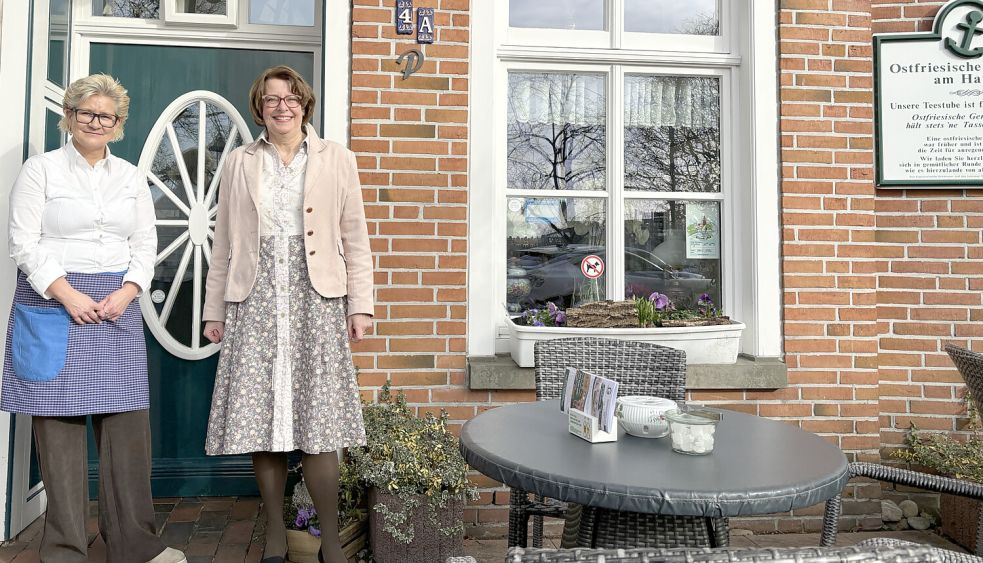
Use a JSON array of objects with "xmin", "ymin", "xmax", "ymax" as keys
[
  {"xmin": 624, "ymin": 75, "xmax": 720, "ymax": 193},
  {"xmin": 625, "ymin": 0, "xmax": 718, "ymax": 35},
  {"xmin": 509, "ymin": 0, "xmax": 604, "ymax": 30},
  {"xmin": 624, "ymin": 200, "xmax": 720, "ymax": 308},
  {"xmin": 250, "ymin": 0, "xmax": 315, "ymax": 26},
  {"xmin": 507, "ymin": 72, "xmax": 606, "ymax": 191},
  {"xmin": 48, "ymin": 0, "xmax": 69, "ymax": 86},
  {"xmin": 506, "ymin": 197, "xmax": 606, "ymax": 312},
  {"xmin": 177, "ymin": 0, "xmax": 227, "ymax": 14},
  {"xmin": 93, "ymin": 0, "xmax": 160, "ymax": 18}
]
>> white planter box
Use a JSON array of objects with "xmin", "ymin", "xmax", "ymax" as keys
[{"xmin": 506, "ymin": 316, "xmax": 746, "ymax": 367}]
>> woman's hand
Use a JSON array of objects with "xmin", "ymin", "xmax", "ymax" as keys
[
  {"xmin": 347, "ymin": 314, "xmax": 372, "ymax": 343},
  {"xmin": 47, "ymin": 278, "xmax": 102, "ymax": 324},
  {"xmin": 203, "ymin": 321, "xmax": 225, "ymax": 344},
  {"xmin": 98, "ymin": 282, "xmax": 139, "ymax": 322}
]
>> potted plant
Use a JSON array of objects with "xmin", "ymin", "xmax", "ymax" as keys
[
  {"xmin": 506, "ymin": 292, "xmax": 745, "ymax": 367},
  {"xmin": 894, "ymin": 395, "xmax": 983, "ymax": 551},
  {"xmin": 350, "ymin": 383, "xmax": 478, "ymax": 563},
  {"xmin": 285, "ymin": 457, "xmax": 369, "ymax": 563}
]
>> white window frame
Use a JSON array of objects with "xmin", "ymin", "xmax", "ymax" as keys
[
  {"xmin": 468, "ymin": 0, "xmax": 781, "ymax": 360},
  {"xmin": 81, "ymin": 0, "xmax": 322, "ymax": 38},
  {"xmin": 163, "ymin": 0, "xmax": 238, "ymax": 26}
]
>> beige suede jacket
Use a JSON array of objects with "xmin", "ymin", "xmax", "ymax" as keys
[{"xmin": 202, "ymin": 129, "xmax": 374, "ymax": 322}]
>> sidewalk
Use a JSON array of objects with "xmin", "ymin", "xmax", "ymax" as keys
[{"xmin": 0, "ymin": 497, "xmax": 969, "ymax": 562}]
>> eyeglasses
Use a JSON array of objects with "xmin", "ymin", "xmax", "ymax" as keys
[
  {"xmin": 71, "ymin": 108, "xmax": 120, "ymax": 128},
  {"xmin": 262, "ymin": 95, "xmax": 303, "ymax": 109}
]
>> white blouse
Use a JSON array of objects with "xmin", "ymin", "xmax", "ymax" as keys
[
  {"xmin": 8, "ymin": 141, "xmax": 157, "ymax": 298},
  {"xmin": 258, "ymin": 134, "xmax": 310, "ymax": 451}
]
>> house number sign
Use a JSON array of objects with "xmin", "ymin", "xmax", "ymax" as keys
[
  {"xmin": 394, "ymin": 1, "xmax": 437, "ymax": 44},
  {"xmin": 875, "ymin": 0, "xmax": 983, "ymax": 186},
  {"xmin": 395, "ymin": 0, "xmax": 413, "ymax": 35}
]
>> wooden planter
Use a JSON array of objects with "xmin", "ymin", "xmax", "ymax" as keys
[
  {"xmin": 940, "ymin": 493, "xmax": 981, "ymax": 553},
  {"xmin": 368, "ymin": 488, "xmax": 465, "ymax": 563},
  {"xmin": 286, "ymin": 512, "xmax": 368, "ymax": 563}
]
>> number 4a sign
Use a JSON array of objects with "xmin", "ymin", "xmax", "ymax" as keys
[{"xmin": 395, "ymin": 0, "xmax": 413, "ymax": 35}]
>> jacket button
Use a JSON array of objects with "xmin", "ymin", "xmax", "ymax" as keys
[
  {"xmin": 309, "ymin": 250, "xmax": 316, "ymax": 256},
  {"xmin": 307, "ymin": 230, "xmax": 314, "ymax": 236},
  {"xmin": 306, "ymin": 207, "xmax": 313, "ymax": 213}
]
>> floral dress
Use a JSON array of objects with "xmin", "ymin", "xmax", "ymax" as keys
[{"xmin": 204, "ymin": 138, "xmax": 366, "ymax": 455}]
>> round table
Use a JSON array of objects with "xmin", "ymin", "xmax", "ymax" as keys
[{"xmin": 460, "ymin": 400, "xmax": 849, "ymax": 545}]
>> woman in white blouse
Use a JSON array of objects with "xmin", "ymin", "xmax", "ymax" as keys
[{"xmin": 2, "ymin": 74, "xmax": 186, "ymax": 563}]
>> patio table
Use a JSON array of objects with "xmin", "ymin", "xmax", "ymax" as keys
[{"xmin": 459, "ymin": 400, "xmax": 850, "ymax": 548}]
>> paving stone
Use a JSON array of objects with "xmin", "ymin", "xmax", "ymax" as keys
[
  {"xmin": 168, "ymin": 504, "xmax": 204, "ymax": 523},
  {"xmin": 230, "ymin": 498, "xmax": 261, "ymax": 521},
  {"xmin": 160, "ymin": 521, "xmax": 195, "ymax": 546},
  {"xmin": 197, "ymin": 510, "xmax": 230, "ymax": 532},
  {"xmin": 219, "ymin": 519, "xmax": 255, "ymax": 545},
  {"xmin": 202, "ymin": 500, "xmax": 235, "ymax": 512}
]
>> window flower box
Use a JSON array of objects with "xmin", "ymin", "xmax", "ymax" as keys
[{"xmin": 506, "ymin": 314, "xmax": 745, "ymax": 367}]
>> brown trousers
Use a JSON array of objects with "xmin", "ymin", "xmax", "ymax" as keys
[{"xmin": 32, "ymin": 409, "xmax": 166, "ymax": 563}]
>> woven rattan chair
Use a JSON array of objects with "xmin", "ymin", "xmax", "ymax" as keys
[
  {"xmin": 818, "ymin": 345, "xmax": 983, "ymax": 556},
  {"xmin": 504, "ymin": 542, "xmax": 978, "ymax": 562},
  {"xmin": 820, "ymin": 462, "xmax": 983, "ymax": 557},
  {"xmin": 510, "ymin": 337, "xmax": 727, "ymax": 550},
  {"xmin": 945, "ymin": 344, "xmax": 983, "ymax": 422}
]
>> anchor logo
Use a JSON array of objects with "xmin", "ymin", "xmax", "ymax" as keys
[
  {"xmin": 945, "ymin": 10, "xmax": 983, "ymax": 58},
  {"xmin": 396, "ymin": 49, "xmax": 425, "ymax": 80}
]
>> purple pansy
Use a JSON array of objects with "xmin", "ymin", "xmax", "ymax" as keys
[
  {"xmin": 698, "ymin": 292, "xmax": 713, "ymax": 305},
  {"xmin": 648, "ymin": 292, "xmax": 670, "ymax": 310}
]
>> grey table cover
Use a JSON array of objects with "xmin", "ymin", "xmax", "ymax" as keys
[{"xmin": 459, "ymin": 400, "xmax": 850, "ymax": 517}]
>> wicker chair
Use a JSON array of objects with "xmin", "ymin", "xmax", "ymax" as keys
[
  {"xmin": 945, "ymin": 344, "xmax": 983, "ymax": 423},
  {"xmin": 505, "ymin": 541, "xmax": 980, "ymax": 562},
  {"xmin": 816, "ymin": 344, "xmax": 983, "ymax": 556},
  {"xmin": 820, "ymin": 462, "xmax": 983, "ymax": 556},
  {"xmin": 509, "ymin": 337, "xmax": 728, "ymax": 550}
]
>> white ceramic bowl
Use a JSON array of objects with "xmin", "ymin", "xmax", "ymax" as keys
[{"xmin": 616, "ymin": 396, "xmax": 677, "ymax": 438}]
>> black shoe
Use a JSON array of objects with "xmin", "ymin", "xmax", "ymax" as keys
[{"xmin": 260, "ymin": 555, "xmax": 285, "ymax": 563}]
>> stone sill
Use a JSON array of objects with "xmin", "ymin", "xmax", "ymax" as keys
[{"xmin": 467, "ymin": 354, "xmax": 787, "ymax": 391}]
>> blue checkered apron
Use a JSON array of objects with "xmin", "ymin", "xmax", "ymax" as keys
[{"xmin": 0, "ymin": 271, "xmax": 149, "ymax": 416}]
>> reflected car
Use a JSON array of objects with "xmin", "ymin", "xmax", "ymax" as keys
[{"xmin": 510, "ymin": 245, "xmax": 714, "ymax": 308}]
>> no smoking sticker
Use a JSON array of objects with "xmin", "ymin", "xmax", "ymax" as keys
[{"xmin": 581, "ymin": 255, "xmax": 604, "ymax": 279}]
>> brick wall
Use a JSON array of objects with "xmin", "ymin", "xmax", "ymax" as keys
[
  {"xmin": 348, "ymin": 0, "xmax": 983, "ymax": 540},
  {"xmin": 698, "ymin": 0, "xmax": 884, "ymax": 533},
  {"xmin": 871, "ymin": 0, "xmax": 983, "ymax": 508},
  {"xmin": 349, "ymin": 0, "xmax": 535, "ymax": 534}
]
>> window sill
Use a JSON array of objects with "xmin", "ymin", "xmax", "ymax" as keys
[{"xmin": 467, "ymin": 354, "xmax": 787, "ymax": 391}]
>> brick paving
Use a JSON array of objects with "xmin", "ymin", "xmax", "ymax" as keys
[{"xmin": 0, "ymin": 499, "xmax": 970, "ymax": 563}]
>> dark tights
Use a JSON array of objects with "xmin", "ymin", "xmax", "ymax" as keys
[{"xmin": 253, "ymin": 451, "xmax": 345, "ymax": 562}]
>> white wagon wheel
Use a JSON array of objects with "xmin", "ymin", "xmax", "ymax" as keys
[{"xmin": 138, "ymin": 91, "xmax": 254, "ymax": 360}]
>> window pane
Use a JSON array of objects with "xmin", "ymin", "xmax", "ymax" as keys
[
  {"xmin": 509, "ymin": 0, "xmax": 605, "ymax": 30},
  {"xmin": 93, "ymin": 0, "xmax": 160, "ymax": 18},
  {"xmin": 507, "ymin": 197, "xmax": 606, "ymax": 313},
  {"xmin": 45, "ymin": 109, "xmax": 64, "ymax": 153},
  {"xmin": 250, "ymin": 0, "xmax": 315, "ymax": 26},
  {"xmin": 47, "ymin": 0, "xmax": 69, "ymax": 87},
  {"xmin": 508, "ymin": 72, "xmax": 606, "ymax": 191},
  {"xmin": 624, "ymin": 200, "xmax": 720, "ymax": 309},
  {"xmin": 625, "ymin": 75, "xmax": 720, "ymax": 193},
  {"xmin": 176, "ymin": 0, "xmax": 227, "ymax": 15},
  {"xmin": 625, "ymin": 0, "xmax": 718, "ymax": 35}
]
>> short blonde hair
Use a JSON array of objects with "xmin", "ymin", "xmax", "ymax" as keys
[
  {"xmin": 59, "ymin": 74, "xmax": 129, "ymax": 142},
  {"xmin": 247, "ymin": 65, "xmax": 316, "ymax": 127}
]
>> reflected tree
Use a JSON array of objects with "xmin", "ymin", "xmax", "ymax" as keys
[
  {"xmin": 507, "ymin": 73, "xmax": 606, "ymax": 192},
  {"xmin": 624, "ymin": 76, "xmax": 720, "ymax": 194}
]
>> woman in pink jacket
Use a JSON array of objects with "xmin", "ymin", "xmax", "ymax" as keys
[{"xmin": 201, "ymin": 65, "xmax": 373, "ymax": 563}]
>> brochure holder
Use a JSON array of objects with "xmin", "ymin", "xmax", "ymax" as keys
[{"xmin": 568, "ymin": 408, "xmax": 617, "ymax": 443}]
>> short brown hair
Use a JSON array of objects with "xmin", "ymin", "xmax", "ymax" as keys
[{"xmin": 247, "ymin": 65, "xmax": 317, "ymax": 127}]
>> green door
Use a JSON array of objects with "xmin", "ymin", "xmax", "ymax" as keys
[{"xmin": 88, "ymin": 43, "xmax": 316, "ymax": 496}]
